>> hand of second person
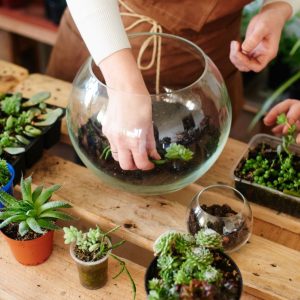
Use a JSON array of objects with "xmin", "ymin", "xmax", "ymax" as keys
[
  {"xmin": 264, "ymin": 99, "xmax": 300, "ymax": 144},
  {"xmin": 230, "ymin": 2, "xmax": 292, "ymax": 72}
]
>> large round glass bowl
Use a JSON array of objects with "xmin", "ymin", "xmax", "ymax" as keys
[{"xmin": 67, "ymin": 33, "xmax": 232, "ymax": 195}]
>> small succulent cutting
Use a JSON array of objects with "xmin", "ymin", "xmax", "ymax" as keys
[
  {"xmin": 0, "ymin": 176, "xmax": 74, "ymax": 237},
  {"xmin": 0, "ymin": 159, "xmax": 10, "ymax": 188},
  {"xmin": 149, "ymin": 229, "xmax": 224, "ymax": 300},
  {"xmin": 64, "ymin": 225, "xmax": 136, "ymax": 299},
  {"xmin": 100, "ymin": 142, "xmax": 194, "ymax": 165}
]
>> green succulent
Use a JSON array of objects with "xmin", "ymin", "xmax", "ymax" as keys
[
  {"xmin": 64, "ymin": 225, "xmax": 136, "ymax": 300},
  {"xmin": 195, "ymin": 228, "xmax": 223, "ymax": 250},
  {"xmin": 0, "ymin": 159, "xmax": 11, "ymax": 188},
  {"xmin": 149, "ymin": 229, "xmax": 224, "ymax": 298},
  {"xmin": 0, "ymin": 176, "xmax": 74, "ymax": 236},
  {"xmin": 165, "ymin": 143, "xmax": 194, "ymax": 162},
  {"xmin": 1, "ymin": 93, "xmax": 22, "ymax": 116}
]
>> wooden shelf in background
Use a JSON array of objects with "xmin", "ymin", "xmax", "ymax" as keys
[{"xmin": 0, "ymin": 2, "xmax": 58, "ymax": 45}]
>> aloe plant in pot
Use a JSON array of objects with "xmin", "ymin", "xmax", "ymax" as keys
[
  {"xmin": 0, "ymin": 176, "xmax": 74, "ymax": 265},
  {"xmin": 63, "ymin": 225, "xmax": 136, "ymax": 299}
]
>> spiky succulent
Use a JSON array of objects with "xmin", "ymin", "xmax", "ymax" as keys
[
  {"xmin": 0, "ymin": 176, "xmax": 74, "ymax": 236},
  {"xmin": 165, "ymin": 143, "xmax": 194, "ymax": 162},
  {"xmin": 195, "ymin": 228, "xmax": 223, "ymax": 249},
  {"xmin": 0, "ymin": 159, "xmax": 11, "ymax": 188},
  {"xmin": 1, "ymin": 93, "xmax": 22, "ymax": 116}
]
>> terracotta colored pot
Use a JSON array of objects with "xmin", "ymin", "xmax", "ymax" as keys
[
  {"xmin": 1, "ymin": 230, "xmax": 54, "ymax": 265},
  {"xmin": 70, "ymin": 239, "xmax": 111, "ymax": 289}
]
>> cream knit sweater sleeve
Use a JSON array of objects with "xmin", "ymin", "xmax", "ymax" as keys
[{"xmin": 66, "ymin": 0, "xmax": 300, "ymax": 66}]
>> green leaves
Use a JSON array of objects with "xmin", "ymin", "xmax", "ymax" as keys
[
  {"xmin": 22, "ymin": 91, "xmax": 51, "ymax": 107},
  {"xmin": 33, "ymin": 108, "xmax": 63, "ymax": 127},
  {"xmin": 165, "ymin": 143, "xmax": 194, "ymax": 162},
  {"xmin": 0, "ymin": 159, "xmax": 10, "ymax": 187},
  {"xmin": 0, "ymin": 176, "xmax": 72, "ymax": 235}
]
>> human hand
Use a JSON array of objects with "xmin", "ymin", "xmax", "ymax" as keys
[
  {"xmin": 264, "ymin": 99, "xmax": 300, "ymax": 143},
  {"xmin": 99, "ymin": 49, "xmax": 160, "ymax": 170},
  {"xmin": 230, "ymin": 2, "xmax": 292, "ymax": 72}
]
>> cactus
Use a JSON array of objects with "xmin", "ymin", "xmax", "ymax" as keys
[{"xmin": 195, "ymin": 228, "xmax": 223, "ymax": 250}]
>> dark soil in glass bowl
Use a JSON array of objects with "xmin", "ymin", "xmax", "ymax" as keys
[
  {"xmin": 188, "ymin": 204, "xmax": 251, "ymax": 252},
  {"xmin": 77, "ymin": 102, "xmax": 220, "ymax": 186},
  {"xmin": 145, "ymin": 250, "xmax": 243, "ymax": 300}
]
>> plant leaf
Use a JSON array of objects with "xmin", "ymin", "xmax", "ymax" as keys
[
  {"xmin": 35, "ymin": 184, "xmax": 61, "ymax": 208},
  {"xmin": 0, "ymin": 190, "xmax": 19, "ymax": 207},
  {"xmin": 21, "ymin": 176, "xmax": 32, "ymax": 203},
  {"xmin": 0, "ymin": 215, "xmax": 26, "ymax": 229},
  {"xmin": 15, "ymin": 135, "xmax": 30, "ymax": 145},
  {"xmin": 37, "ymin": 219, "xmax": 61, "ymax": 230},
  {"xmin": 39, "ymin": 211, "xmax": 74, "ymax": 221},
  {"xmin": 22, "ymin": 91, "xmax": 51, "ymax": 107},
  {"xmin": 19, "ymin": 221, "xmax": 29, "ymax": 236},
  {"xmin": 38, "ymin": 201, "xmax": 72, "ymax": 214},
  {"xmin": 4, "ymin": 147, "xmax": 25, "ymax": 155},
  {"xmin": 34, "ymin": 108, "xmax": 63, "ymax": 127},
  {"xmin": 26, "ymin": 217, "xmax": 44, "ymax": 234},
  {"xmin": 32, "ymin": 185, "xmax": 44, "ymax": 203}
]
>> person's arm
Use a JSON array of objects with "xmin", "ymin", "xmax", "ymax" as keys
[
  {"xmin": 230, "ymin": 1, "xmax": 297, "ymax": 72},
  {"xmin": 66, "ymin": 0, "xmax": 160, "ymax": 170},
  {"xmin": 263, "ymin": 0, "xmax": 300, "ymax": 16}
]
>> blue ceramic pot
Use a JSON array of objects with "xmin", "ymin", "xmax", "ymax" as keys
[{"xmin": 0, "ymin": 163, "xmax": 15, "ymax": 208}]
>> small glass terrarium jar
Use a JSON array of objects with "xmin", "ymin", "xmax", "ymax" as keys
[
  {"xmin": 70, "ymin": 240, "xmax": 111, "ymax": 290},
  {"xmin": 187, "ymin": 185, "xmax": 253, "ymax": 252},
  {"xmin": 67, "ymin": 32, "xmax": 232, "ymax": 195}
]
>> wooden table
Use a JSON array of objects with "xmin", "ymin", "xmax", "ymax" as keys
[{"xmin": 0, "ymin": 60, "xmax": 299, "ymax": 300}]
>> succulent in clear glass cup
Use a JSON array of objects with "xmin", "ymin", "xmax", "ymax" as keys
[
  {"xmin": 187, "ymin": 184, "xmax": 253, "ymax": 252},
  {"xmin": 67, "ymin": 32, "xmax": 232, "ymax": 195}
]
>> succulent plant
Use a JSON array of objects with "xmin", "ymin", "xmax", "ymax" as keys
[
  {"xmin": 195, "ymin": 228, "xmax": 223, "ymax": 249},
  {"xmin": 0, "ymin": 159, "xmax": 10, "ymax": 188},
  {"xmin": 149, "ymin": 229, "xmax": 224, "ymax": 299},
  {"xmin": 0, "ymin": 176, "xmax": 73, "ymax": 236},
  {"xmin": 0, "ymin": 91, "xmax": 63, "ymax": 156},
  {"xmin": 64, "ymin": 225, "xmax": 136, "ymax": 299}
]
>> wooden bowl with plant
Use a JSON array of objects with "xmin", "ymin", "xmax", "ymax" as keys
[
  {"xmin": 0, "ymin": 176, "xmax": 74, "ymax": 265},
  {"xmin": 234, "ymin": 113, "xmax": 300, "ymax": 217},
  {"xmin": 145, "ymin": 229, "xmax": 242, "ymax": 300}
]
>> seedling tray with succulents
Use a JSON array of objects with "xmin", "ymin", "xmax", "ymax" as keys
[
  {"xmin": 233, "ymin": 134, "xmax": 300, "ymax": 218},
  {"xmin": 0, "ymin": 92, "xmax": 65, "ymax": 183}
]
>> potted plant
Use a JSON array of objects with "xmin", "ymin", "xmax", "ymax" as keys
[
  {"xmin": 0, "ymin": 159, "xmax": 14, "ymax": 200},
  {"xmin": 234, "ymin": 113, "xmax": 300, "ymax": 217},
  {"xmin": 145, "ymin": 229, "xmax": 243, "ymax": 300},
  {"xmin": 0, "ymin": 176, "xmax": 73, "ymax": 265},
  {"xmin": 63, "ymin": 225, "xmax": 136, "ymax": 298}
]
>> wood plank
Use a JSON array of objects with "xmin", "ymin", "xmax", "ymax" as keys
[
  {"xmin": 0, "ymin": 5, "xmax": 57, "ymax": 45},
  {"xmin": 28, "ymin": 154, "xmax": 300, "ymax": 300},
  {"xmin": 0, "ymin": 231, "xmax": 144, "ymax": 300},
  {"xmin": 0, "ymin": 59, "xmax": 28, "ymax": 92}
]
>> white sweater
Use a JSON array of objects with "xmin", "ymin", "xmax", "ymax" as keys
[{"xmin": 66, "ymin": 0, "xmax": 300, "ymax": 65}]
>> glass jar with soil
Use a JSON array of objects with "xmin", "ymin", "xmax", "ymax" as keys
[
  {"xmin": 187, "ymin": 185, "xmax": 253, "ymax": 252},
  {"xmin": 69, "ymin": 238, "xmax": 111, "ymax": 290},
  {"xmin": 67, "ymin": 33, "xmax": 232, "ymax": 195}
]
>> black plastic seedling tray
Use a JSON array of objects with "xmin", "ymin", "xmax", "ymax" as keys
[
  {"xmin": 233, "ymin": 134, "xmax": 300, "ymax": 218},
  {"xmin": 0, "ymin": 94, "xmax": 64, "ymax": 184}
]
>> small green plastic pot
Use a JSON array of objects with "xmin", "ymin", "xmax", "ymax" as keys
[{"xmin": 70, "ymin": 239, "xmax": 111, "ymax": 290}]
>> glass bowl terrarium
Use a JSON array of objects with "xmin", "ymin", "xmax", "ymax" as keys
[
  {"xmin": 187, "ymin": 185, "xmax": 253, "ymax": 252},
  {"xmin": 67, "ymin": 33, "xmax": 232, "ymax": 195}
]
